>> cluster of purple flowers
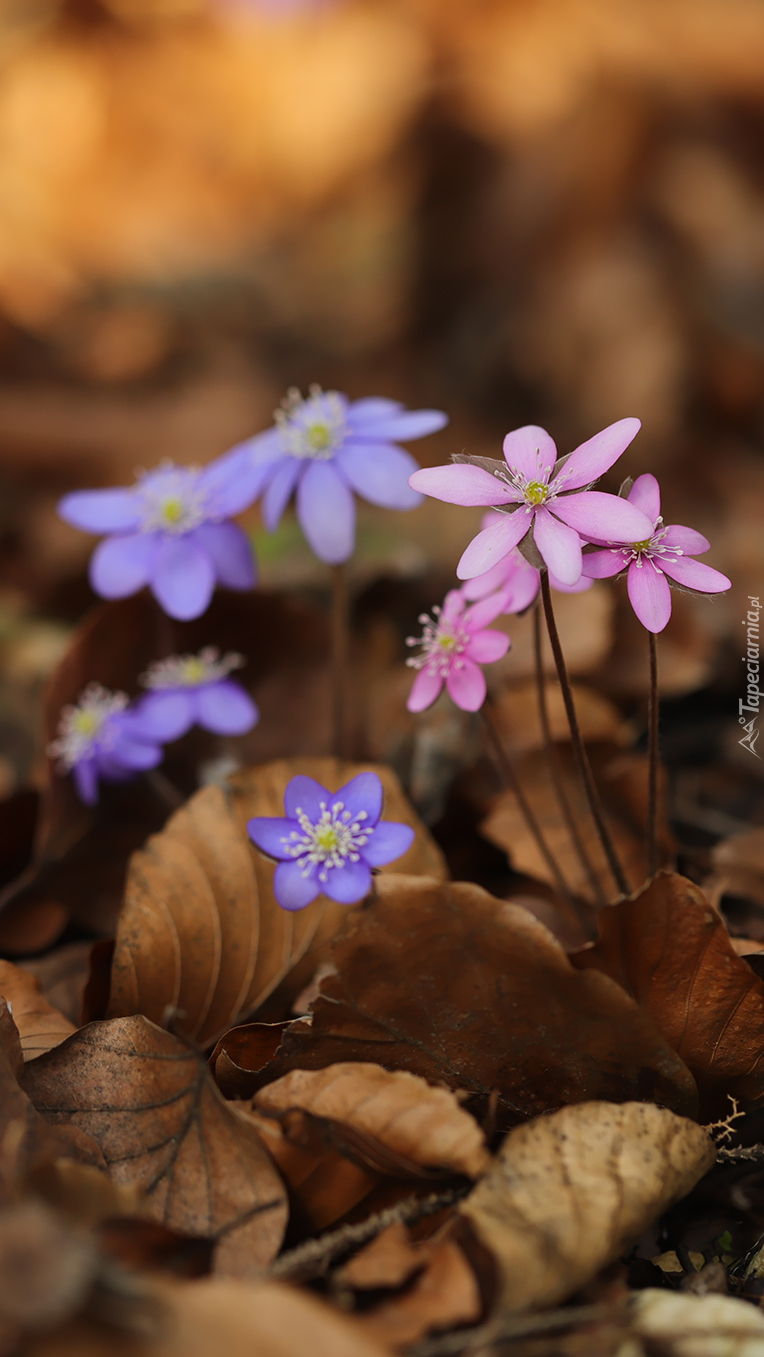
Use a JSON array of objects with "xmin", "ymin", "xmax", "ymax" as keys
[{"xmin": 49, "ymin": 648, "xmax": 258, "ymax": 805}]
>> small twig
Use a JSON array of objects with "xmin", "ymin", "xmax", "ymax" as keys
[
  {"xmin": 647, "ymin": 631, "xmax": 659, "ymax": 877},
  {"xmin": 331, "ymin": 561, "xmax": 351, "ymax": 760},
  {"xmin": 705, "ymin": 1097, "xmax": 745, "ymax": 1144},
  {"xmin": 269, "ymin": 1185, "xmax": 469, "ymax": 1282},
  {"xmin": 411, "ymin": 1303, "xmax": 613, "ymax": 1357},
  {"xmin": 532, "ymin": 605, "xmax": 605, "ymax": 910},
  {"xmin": 481, "ymin": 705, "xmax": 579, "ymax": 911},
  {"xmin": 717, "ymin": 1144, "xmax": 764, "ymax": 1162},
  {"xmin": 540, "ymin": 575, "xmax": 630, "ymax": 897}
]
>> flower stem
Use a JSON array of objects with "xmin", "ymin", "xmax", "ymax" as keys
[
  {"xmin": 539, "ymin": 573, "xmax": 630, "ymax": 898},
  {"xmin": 331, "ymin": 562, "xmax": 350, "ymax": 760},
  {"xmin": 481, "ymin": 704, "xmax": 579, "ymax": 911},
  {"xmin": 647, "ymin": 630, "xmax": 659, "ymax": 877},
  {"xmin": 533, "ymin": 605, "xmax": 606, "ymax": 907}
]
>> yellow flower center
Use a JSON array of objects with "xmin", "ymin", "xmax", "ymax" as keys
[
  {"xmin": 73, "ymin": 710, "xmax": 100, "ymax": 735},
  {"xmin": 525, "ymin": 480, "xmax": 548, "ymax": 506},
  {"xmin": 306, "ymin": 422, "xmax": 332, "ymax": 452},
  {"xmin": 160, "ymin": 497, "xmax": 185, "ymax": 525},
  {"xmin": 181, "ymin": 657, "xmax": 207, "ymax": 684},
  {"xmin": 437, "ymin": 633, "xmax": 458, "ymax": 651},
  {"xmin": 634, "ymin": 538, "xmax": 653, "ymax": 552},
  {"xmin": 314, "ymin": 823, "xmax": 340, "ymax": 853}
]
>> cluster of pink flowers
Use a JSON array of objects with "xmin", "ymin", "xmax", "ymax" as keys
[{"xmin": 406, "ymin": 418, "xmax": 730, "ymax": 713}]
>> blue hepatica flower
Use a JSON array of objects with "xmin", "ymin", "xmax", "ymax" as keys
[
  {"xmin": 229, "ymin": 386, "xmax": 448, "ymax": 564},
  {"xmin": 57, "ymin": 448, "xmax": 266, "ymax": 621},
  {"xmin": 48, "ymin": 683, "xmax": 165, "ymax": 806},
  {"xmin": 247, "ymin": 771, "xmax": 415, "ymax": 911},
  {"xmin": 133, "ymin": 647, "xmax": 259, "ymax": 740}
]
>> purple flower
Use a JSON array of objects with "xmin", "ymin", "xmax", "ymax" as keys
[
  {"xmin": 581, "ymin": 473, "xmax": 731, "ymax": 633},
  {"xmin": 406, "ymin": 588, "xmax": 510, "ymax": 713},
  {"xmin": 408, "ymin": 419, "xmax": 654, "ymax": 587},
  {"xmin": 132, "ymin": 647, "xmax": 259, "ymax": 741},
  {"xmin": 47, "ymin": 682, "xmax": 164, "ymax": 806},
  {"xmin": 57, "ymin": 449, "xmax": 264, "ymax": 620},
  {"xmin": 461, "ymin": 514, "xmax": 593, "ymax": 612},
  {"xmin": 247, "ymin": 771, "xmax": 415, "ymax": 911},
  {"xmin": 232, "ymin": 386, "xmax": 447, "ymax": 564}
]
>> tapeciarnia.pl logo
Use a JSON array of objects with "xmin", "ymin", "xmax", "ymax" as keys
[{"xmin": 740, "ymin": 595, "xmax": 761, "ymax": 758}]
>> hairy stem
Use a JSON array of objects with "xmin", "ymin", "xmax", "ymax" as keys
[
  {"xmin": 481, "ymin": 705, "xmax": 578, "ymax": 909},
  {"xmin": 331, "ymin": 562, "xmax": 350, "ymax": 760},
  {"xmin": 533, "ymin": 604, "xmax": 605, "ymax": 908},
  {"xmin": 540, "ymin": 574, "xmax": 630, "ymax": 897},
  {"xmin": 647, "ymin": 630, "xmax": 659, "ymax": 877}
]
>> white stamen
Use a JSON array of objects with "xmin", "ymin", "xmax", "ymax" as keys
[
  {"xmin": 47, "ymin": 682, "xmax": 128, "ymax": 768},
  {"xmin": 406, "ymin": 606, "xmax": 470, "ymax": 678},
  {"xmin": 275, "ymin": 384, "xmax": 347, "ymax": 461},
  {"xmin": 135, "ymin": 460, "xmax": 211, "ymax": 535},
  {"xmin": 141, "ymin": 646, "xmax": 244, "ymax": 690}
]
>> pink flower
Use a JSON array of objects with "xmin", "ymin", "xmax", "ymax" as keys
[
  {"xmin": 581, "ymin": 474, "xmax": 731, "ymax": 633},
  {"xmin": 461, "ymin": 515, "xmax": 593, "ymax": 611},
  {"xmin": 406, "ymin": 589, "xmax": 510, "ymax": 713},
  {"xmin": 409, "ymin": 419, "xmax": 654, "ymax": 586}
]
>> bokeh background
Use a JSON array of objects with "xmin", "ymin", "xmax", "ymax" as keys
[{"xmin": 0, "ymin": 0, "xmax": 762, "ymax": 811}]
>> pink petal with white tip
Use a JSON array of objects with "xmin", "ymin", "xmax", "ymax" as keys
[
  {"xmin": 502, "ymin": 425, "xmax": 557, "ymax": 483},
  {"xmin": 659, "ymin": 556, "xmax": 731, "ymax": 593},
  {"xmin": 409, "ymin": 464, "xmax": 518, "ymax": 506},
  {"xmin": 627, "ymin": 559, "xmax": 672, "ymax": 632}
]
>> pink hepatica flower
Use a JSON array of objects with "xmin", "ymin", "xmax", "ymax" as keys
[
  {"xmin": 230, "ymin": 386, "xmax": 447, "ymax": 565},
  {"xmin": 461, "ymin": 514, "xmax": 593, "ymax": 611},
  {"xmin": 406, "ymin": 589, "xmax": 510, "ymax": 713},
  {"xmin": 409, "ymin": 419, "xmax": 654, "ymax": 586},
  {"xmin": 581, "ymin": 473, "xmax": 731, "ymax": 633},
  {"xmin": 58, "ymin": 449, "xmax": 264, "ymax": 621}
]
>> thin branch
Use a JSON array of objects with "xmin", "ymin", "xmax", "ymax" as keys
[
  {"xmin": 647, "ymin": 630, "xmax": 659, "ymax": 877},
  {"xmin": 331, "ymin": 562, "xmax": 351, "ymax": 760}
]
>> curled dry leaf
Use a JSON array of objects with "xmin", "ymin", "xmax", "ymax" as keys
[
  {"xmin": 211, "ymin": 1022, "xmax": 293, "ymax": 1100},
  {"xmin": 708, "ymin": 826, "xmax": 764, "ymax": 912},
  {"xmin": 356, "ymin": 1236, "xmax": 481, "ymax": 1350},
  {"xmin": 253, "ymin": 1063, "xmax": 490, "ymax": 1180},
  {"xmin": 0, "ymin": 959, "xmax": 76, "ymax": 1060},
  {"xmin": 572, "ymin": 870, "xmax": 764, "ymax": 1115},
  {"xmin": 24, "ymin": 1275, "xmax": 394, "ymax": 1357},
  {"xmin": 21, "ymin": 1016, "xmax": 288, "ymax": 1277},
  {"xmin": 107, "ymin": 758, "xmax": 445, "ymax": 1048},
  {"xmin": 21, "ymin": 941, "xmax": 94, "ymax": 1027},
  {"xmin": 632, "ymin": 1288, "xmax": 764, "ymax": 1355},
  {"xmin": 252, "ymin": 875, "xmax": 698, "ymax": 1127},
  {"xmin": 458, "ymin": 1101, "xmax": 715, "ymax": 1314}
]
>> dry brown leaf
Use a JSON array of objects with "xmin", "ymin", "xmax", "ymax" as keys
[
  {"xmin": 211, "ymin": 1022, "xmax": 293, "ymax": 1100},
  {"xmin": 631, "ymin": 1288, "xmax": 764, "ymax": 1355},
  {"xmin": 458, "ymin": 1101, "xmax": 715, "ymax": 1313},
  {"xmin": 708, "ymin": 826, "xmax": 764, "ymax": 912},
  {"xmin": 0, "ymin": 1198, "xmax": 97, "ymax": 1347},
  {"xmin": 21, "ymin": 941, "xmax": 94, "ymax": 1027},
  {"xmin": 356, "ymin": 1236, "xmax": 481, "ymax": 1350},
  {"xmin": 25, "ymin": 1274, "xmax": 394, "ymax": 1357},
  {"xmin": 252, "ymin": 874, "xmax": 698, "ymax": 1127},
  {"xmin": 488, "ymin": 679, "xmax": 626, "ymax": 757},
  {"xmin": 107, "ymin": 758, "xmax": 445, "ymax": 1047},
  {"xmin": 253, "ymin": 1063, "xmax": 489, "ymax": 1180},
  {"xmin": 21, "ymin": 1016, "xmax": 288, "ymax": 1276},
  {"xmin": 0, "ymin": 959, "xmax": 75, "ymax": 1060},
  {"xmin": 337, "ymin": 1221, "xmax": 425, "ymax": 1290},
  {"xmin": 572, "ymin": 871, "xmax": 764, "ymax": 1115}
]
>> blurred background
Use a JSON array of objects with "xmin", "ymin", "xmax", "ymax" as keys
[{"xmin": 0, "ymin": 0, "xmax": 761, "ymax": 807}]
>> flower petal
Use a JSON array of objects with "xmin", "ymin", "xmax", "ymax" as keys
[
  {"xmin": 551, "ymin": 491, "xmax": 653, "ymax": 544},
  {"xmin": 192, "ymin": 522, "xmax": 256, "ymax": 589},
  {"xmin": 273, "ymin": 860, "xmax": 320, "ymax": 911},
  {"xmin": 659, "ymin": 556, "xmax": 731, "ymax": 594},
  {"xmin": 335, "ymin": 443, "xmax": 422, "ymax": 510},
  {"xmin": 465, "ymin": 592, "xmax": 511, "ymax": 629},
  {"xmin": 150, "ymin": 536, "xmax": 216, "ymax": 620},
  {"xmin": 555, "ymin": 418, "xmax": 641, "ymax": 491},
  {"xmin": 110, "ymin": 735, "xmax": 163, "ymax": 771},
  {"xmin": 550, "ymin": 572, "xmax": 593, "ymax": 593},
  {"xmin": 346, "ymin": 397, "xmax": 404, "ymax": 426},
  {"xmin": 456, "ymin": 510, "xmax": 532, "ymax": 579},
  {"xmin": 348, "ymin": 409, "xmax": 448, "ymax": 441},
  {"xmin": 465, "ymin": 628, "xmax": 510, "ymax": 663},
  {"xmin": 58, "ymin": 488, "xmax": 141, "ymax": 534},
  {"xmin": 195, "ymin": 679, "xmax": 259, "ymax": 735},
  {"xmin": 441, "ymin": 588, "xmax": 466, "ymax": 623},
  {"xmin": 262, "ymin": 458, "xmax": 302, "ymax": 531},
  {"xmin": 409, "ymin": 464, "xmax": 517, "ymax": 507},
  {"xmin": 581, "ymin": 548, "xmax": 630, "ymax": 579},
  {"xmin": 661, "ymin": 524, "xmax": 711, "ymax": 556},
  {"xmin": 361, "ymin": 821, "xmax": 415, "ymax": 868},
  {"xmin": 247, "ymin": 816, "xmax": 301, "ymax": 861},
  {"xmin": 627, "ymin": 472, "xmax": 661, "ymax": 521},
  {"xmin": 297, "ymin": 459, "xmax": 355, "ymax": 563},
  {"xmin": 627, "ymin": 559, "xmax": 672, "ymax": 632},
  {"xmin": 502, "ymin": 426, "xmax": 557, "ymax": 483},
  {"xmin": 200, "ymin": 442, "xmax": 279, "ymax": 516},
  {"xmin": 73, "ymin": 759, "xmax": 99, "ymax": 805},
  {"xmin": 89, "ymin": 533, "xmax": 159, "ymax": 599},
  {"xmin": 533, "ymin": 506, "xmax": 582, "ymax": 585},
  {"xmin": 127, "ymin": 692, "xmax": 194, "ymax": 742},
  {"xmin": 284, "ymin": 775, "xmax": 331, "ymax": 821},
  {"xmin": 335, "ymin": 771, "xmax": 383, "ymax": 826},
  {"xmin": 407, "ymin": 668, "xmax": 444, "ymax": 712},
  {"xmin": 446, "ymin": 658, "xmax": 487, "ymax": 711},
  {"xmin": 322, "ymin": 859, "xmax": 372, "ymax": 905}
]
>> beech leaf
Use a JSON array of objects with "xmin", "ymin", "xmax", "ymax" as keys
[
  {"xmin": 107, "ymin": 759, "xmax": 445, "ymax": 1047},
  {"xmin": 572, "ymin": 870, "xmax": 764, "ymax": 1115},
  {"xmin": 0, "ymin": 960, "xmax": 76, "ymax": 1061},
  {"xmin": 21, "ymin": 1016, "xmax": 288, "ymax": 1276},
  {"xmin": 252, "ymin": 874, "xmax": 698, "ymax": 1126},
  {"xmin": 458, "ymin": 1101, "xmax": 715, "ymax": 1313}
]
